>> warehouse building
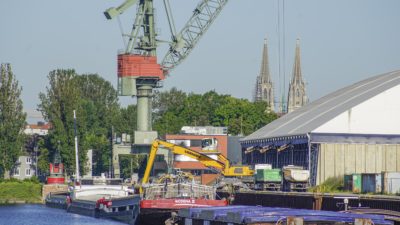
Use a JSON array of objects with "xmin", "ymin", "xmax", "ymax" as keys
[{"xmin": 241, "ymin": 70, "xmax": 400, "ymax": 185}]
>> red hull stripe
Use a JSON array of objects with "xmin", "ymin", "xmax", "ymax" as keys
[{"xmin": 140, "ymin": 199, "xmax": 228, "ymax": 209}]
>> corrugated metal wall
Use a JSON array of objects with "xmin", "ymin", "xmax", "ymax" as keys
[{"xmin": 316, "ymin": 143, "xmax": 400, "ymax": 185}]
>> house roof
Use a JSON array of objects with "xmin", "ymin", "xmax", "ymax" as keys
[
  {"xmin": 25, "ymin": 123, "xmax": 51, "ymax": 130},
  {"xmin": 241, "ymin": 70, "xmax": 400, "ymax": 142}
]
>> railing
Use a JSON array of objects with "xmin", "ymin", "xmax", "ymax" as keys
[{"xmin": 143, "ymin": 183, "xmax": 216, "ymax": 200}]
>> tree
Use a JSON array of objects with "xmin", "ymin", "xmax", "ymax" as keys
[
  {"xmin": 74, "ymin": 74, "xmax": 120, "ymax": 175},
  {"xmin": 36, "ymin": 138, "xmax": 50, "ymax": 175},
  {"xmin": 152, "ymin": 88, "xmax": 277, "ymax": 136},
  {"xmin": 213, "ymin": 97, "xmax": 277, "ymax": 135},
  {"xmin": 117, "ymin": 105, "xmax": 137, "ymax": 137},
  {"xmin": 153, "ymin": 88, "xmax": 187, "ymax": 136},
  {"xmin": 153, "ymin": 87, "xmax": 186, "ymax": 119},
  {"xmin": 38, "ymin": 69, "xmax": 81, "ymax": 175},
  {"xmin": 0, "ymin": 63, "xmax": 26, "ymax": 178},
  {"xmin": 119, "ymin": 154, "xmax": 146, "ymax": 179},
  {"xmin": 39, "ymin": 70, "xmax": 123, "ymax": 176}
]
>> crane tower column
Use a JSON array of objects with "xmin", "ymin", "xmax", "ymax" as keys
[{"xmin": 137, "ymin": 85, "xmax": 153, "ymax": 131}]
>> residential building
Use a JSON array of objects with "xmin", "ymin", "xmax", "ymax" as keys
[{"xmin": 10, "ymin": 122, "xmax": 50, "ymax": 180}]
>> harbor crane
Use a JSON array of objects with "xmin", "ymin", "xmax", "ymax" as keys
[{"xmin": 104, "ymin": 0, "xmax": 228, "ymax": 134}]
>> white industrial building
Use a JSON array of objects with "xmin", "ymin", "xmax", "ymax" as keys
[{"xmin": 241, "ymin": 70, "xmax": 400, "ymax": 185}]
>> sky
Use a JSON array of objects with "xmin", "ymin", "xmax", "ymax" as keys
[{"xmin": 1, "ymin": 0, "xmax": 400, "ymax": 122}]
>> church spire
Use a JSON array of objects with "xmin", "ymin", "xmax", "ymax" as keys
[
  {"xmin": 253, "ymin": 38, "xmax": 274, "ymax": 111},
  {"xmin": 287, "ymin": 38, "xmax": 308, "ymax": 113},
  {"xmin": 260, "ymin": 38, "xmax": 272, "ymax": 83},
  {"xmin": 291, "ymin": 38, "xmax": 303, "ymax": 84}
]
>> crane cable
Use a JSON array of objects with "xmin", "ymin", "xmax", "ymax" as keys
[
  {"xmin": 277, "ymin": 0, "xmax": 286, "ymax": 113},
  {"xmin": 283, "ymin": 0, "xmax": 286, "ymax": 113},
  {"xmin": 277, "ymin": 0, "xmax": 281, "ymax": 112}
]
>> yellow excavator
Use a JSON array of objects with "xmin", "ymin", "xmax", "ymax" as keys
[{"xmin": 140, "ymin": 139, "xmax": 254, "ymax": 193}]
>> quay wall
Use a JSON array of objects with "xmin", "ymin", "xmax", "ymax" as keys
[{"xmin": 42, "ymin": 184, "xmax": 68, "ymax": 201}]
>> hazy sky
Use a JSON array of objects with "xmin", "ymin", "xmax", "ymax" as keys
[{"xmin": 1, "ymin": 0, "xmax": 400, "ymax": 121}]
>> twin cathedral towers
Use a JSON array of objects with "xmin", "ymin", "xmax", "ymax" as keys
[{"xmin": 253, "ymin": 38, "xmax": 308, "ymax": 114}]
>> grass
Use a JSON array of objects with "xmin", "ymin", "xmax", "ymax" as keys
[
  {"xmin": 309, "ymin": 176, "xmax": 345, "ymax": 193},
  {"xmin": 0, "ymin": 178, "xmax": 43, "ymax": 204}
]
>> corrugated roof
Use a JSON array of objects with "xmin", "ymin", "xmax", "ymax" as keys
[{"xmin": 242, "ymin": 70, "xmax": 400, "ymax": 142}]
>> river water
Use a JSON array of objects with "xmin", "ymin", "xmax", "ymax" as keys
[{"xmin": 0, "ymin": 204, "xmax": 126, "ymax": 225}]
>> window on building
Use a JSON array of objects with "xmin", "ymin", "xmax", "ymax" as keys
[
  {"xmin": 26, "ymin": 157, "xmax": 32, "ymax": 164},
  {"xmin": 263, "ymin": 89, "xmax": 268, "ymax": 99},
  {"xmin": 14, "ymin": 168, "xmax": 20, "ymax": 176},
  {"xmin": 190, "ymin": 170, "xmax": 202, "ymax": 176},
  {"xmin": 190, "ymin": 140, "xmax": 202, "ymax": 147},
  {"xmin": 155, "ymin": 155, "xmax": 165, "ymax": 162},
  {"xmin": 25, "ymin": 169, "xmax": 31, "ymax": 176},
  {"xmin": 203, "ymin": 169, "xmax": 217, "ymax": 174}
]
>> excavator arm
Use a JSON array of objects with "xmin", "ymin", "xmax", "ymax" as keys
[
  {"xmin": 142, "ymin": 139, "xmax": 226, "ymax": 185},
  {"xmin": 141, "ymin": 139, "xmax": 254, "ymax": 193}
]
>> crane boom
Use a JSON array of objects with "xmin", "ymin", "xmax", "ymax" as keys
[
  {"xmin": 103, "ymin": 1, "xmax": 228, "ymax": 158},
  {"xmin": 161, "ymin": 0, "xmax": 228, "ymax": 72}
]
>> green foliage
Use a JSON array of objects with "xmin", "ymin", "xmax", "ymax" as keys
[
  {"xmin": 38, "ymin": 69, "xmax": 81, "ymax": 175},
  {"xmin": 153, "ymin": 88, "xmax": 277, "ymax": 136},
  {"xmin": 0, "ymin": 179, "xmax": 42, "ymax": 203},
  {"xmin": 0, "ymin": 63, "xmax": 26, "ymax": 178},
  {"xmin": 119, "ymin": 154, "xmax": 145, "ymax": 179},
  {"xmin": 38, "ymin": 70, "xmax": 123, "ymax": 176},
  {"xmin": 115, "ymin": 105, "xmax": 137, "ymax": 138},
  {"xmin": 309, "ymin": 176, "xmax": 344, "ymax": 193},
  {"xmin": 24, "ymin": 176, "xmax": 40, "ymax": 184},
  {"xmin": 37, "ymin": 138, "xmax": 50, "ymax": 175}
]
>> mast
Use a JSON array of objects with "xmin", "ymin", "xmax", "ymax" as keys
[{"xmin": 74, "ymin": 110, "xmax": 80, "ymax": 182}]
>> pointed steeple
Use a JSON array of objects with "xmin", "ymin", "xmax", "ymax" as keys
[
  {"xmin": 260, "ymin": 38, "xmax": 272, "ymax": 83},
  {"xmin": 287, "ymin": 38, "xmax": 308, "ymax": 113},
  {"xmin": 253, "ymin": 38, "xmax": 275, "ymax": 111},
  {"xmin": 291, "ymin": 38, "xmax": 303, "ymax": 85}
]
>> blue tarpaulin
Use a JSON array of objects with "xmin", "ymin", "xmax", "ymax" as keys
[{"xmin": 178, "ymin": 205, "xmax": 393, "ymax": 225}]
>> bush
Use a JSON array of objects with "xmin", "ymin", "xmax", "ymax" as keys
[
  {"xmin": 0, "ymin": 179, "xmax": 42, "ymax": 203},
  {"xmin": 309, "ymin": 176, "xmax": 344, "ymax": 193},
  {"xmin": 24, "ymin": 176, "xmax": 40, "ymax": 184},
  {"xmin": 0, "ymin": 178, "xmax": 22, "ymax": 184}
]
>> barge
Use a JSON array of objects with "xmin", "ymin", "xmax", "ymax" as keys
[
  {"xmin": 139, "ymin": 174, "xmax": 228, "ymax": 225},
  {"xmin": 45, "ymin": 175, "xmax": 140, "ymax": 224}
]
